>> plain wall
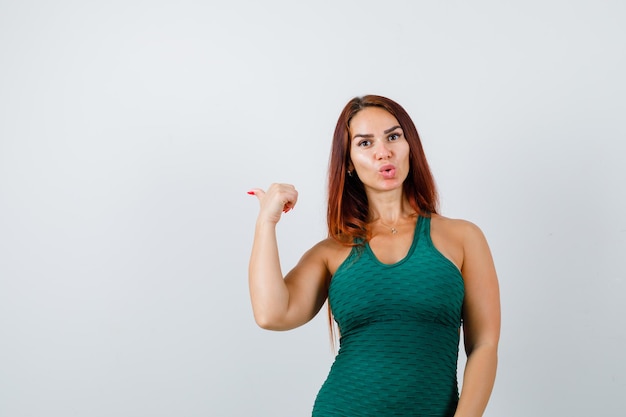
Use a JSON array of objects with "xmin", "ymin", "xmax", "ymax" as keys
[{"xmin": 1, "ymin": 1, "xmax": 625, "ymax": 416}]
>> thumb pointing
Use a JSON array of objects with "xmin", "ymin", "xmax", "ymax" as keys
[{"xmin": 247, "ymin": 188, "xmax": 265, "ymax": 201}]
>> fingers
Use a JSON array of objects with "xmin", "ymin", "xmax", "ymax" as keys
[
  {"xmin": 274, "ymin": 183, "xmax": 298, "ymax": 213},
  {"xmin": 247, "ymin": 184, "xmax": 298, "ymax": 220}
]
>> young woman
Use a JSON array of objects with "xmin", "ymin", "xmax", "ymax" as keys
[{"xmin": 248, "ymin": 95, "xmax": 500, "ymax": 417}]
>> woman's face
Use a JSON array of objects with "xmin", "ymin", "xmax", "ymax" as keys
[{"xmin": 348, "ymin": 106, "xmax": 410, "ymax": 193}]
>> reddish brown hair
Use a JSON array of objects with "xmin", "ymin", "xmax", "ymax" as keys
[{"xmin": 327, "ymin": 95, "xmax": 439, "ymax": 244}]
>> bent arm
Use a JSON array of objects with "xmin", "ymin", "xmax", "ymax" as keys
[
  {"xmin": 249, "ymin": 222, "xmax": 330, "ymax": 330},
  {"xmin": 248, "ymin": 184, "xmax": 329, "ymax": 331},
  {"xmin": 455, "ymin": 223, "xmax": 501, "ymax": 417}
]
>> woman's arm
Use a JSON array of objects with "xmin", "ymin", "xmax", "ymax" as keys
[
  {"xmin": 454, "ymin": 222, "xmax": 501, "ymax": 417},
  {"xmin": 248, "ymin": 183, "xmax": 330, "ymax": 331}
]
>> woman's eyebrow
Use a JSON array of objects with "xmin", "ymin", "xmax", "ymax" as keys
[
  {"xmin": 352, "ymin": 125, "xmax": 402, "ymax": 140},
  {"xmin": 384, "ymin": 125, "xmax": 402, "ymax": 134},
  {"xmin": 352, "ymin": 132, "xmax": 374, "ymax": 139}
]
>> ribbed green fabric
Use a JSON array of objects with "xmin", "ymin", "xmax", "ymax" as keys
[{"xmin": 312, "ymin": 216, "xmax": 464, "ymax": 416}]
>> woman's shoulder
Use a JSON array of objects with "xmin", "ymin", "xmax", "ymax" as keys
[
  {"xmin": 307, "ymin": 236, "xmax": 354, "ymax": 275},
  {"xmin": 429, "ymin": 214, "xmax": 489, "ymax": 268},
  {"xmin": 430, "ymin": 213, "xmax": 484, "ymax": 239},
  {"xmin": 431, "ymin": 214, "xmax": 486, "ymax": 252}
]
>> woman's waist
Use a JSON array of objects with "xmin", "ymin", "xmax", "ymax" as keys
[{"xmin": 339, "ymin": 315, "xmax": 460, "ymax": 342}]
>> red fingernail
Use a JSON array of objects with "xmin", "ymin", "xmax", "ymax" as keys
[{"xmin": 247, "ymin": 190, "xmax": 255, "ymax": 195}]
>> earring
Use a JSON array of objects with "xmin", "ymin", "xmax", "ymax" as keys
[{"xmin": 347, "ymin": 170, "xmax": 353, "ymax": 177}]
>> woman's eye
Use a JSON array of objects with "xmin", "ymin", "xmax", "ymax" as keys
[
  {"xmin": 388, "ymin": 133, "xmax": 400, "ymax": 141},
  {"xmin": 357, "ymin": 140, "xmax": 371, "ymax": 147}
]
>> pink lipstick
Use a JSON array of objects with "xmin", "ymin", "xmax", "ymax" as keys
[{"xmin": 379, "ymin": 164, "xmax": 396, "ymax": 179}]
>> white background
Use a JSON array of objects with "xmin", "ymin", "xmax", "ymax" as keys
[{"xmin": 1, "ymin": 1, "xmax": 625, "ymax": 416}]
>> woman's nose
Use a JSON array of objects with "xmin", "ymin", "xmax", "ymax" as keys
[{"xmin": 375, "ymin": 142, "xmax": 391, "ymax": 159}]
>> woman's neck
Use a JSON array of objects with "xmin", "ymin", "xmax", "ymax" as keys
[{"xmin": 367, "ymin": 192, "xmax": 413, "ymax": 225}]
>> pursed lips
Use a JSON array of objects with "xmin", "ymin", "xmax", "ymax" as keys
[{"xmin": 379, "ymin": 164, "xmax": 396, "ymax": 179}]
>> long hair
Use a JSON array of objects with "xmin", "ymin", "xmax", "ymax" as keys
[
  {"xmin": 327, "ymin": 95, "xmax": 439, "ymax": 244},
  {"xmin": 325, "ymin": 95, "xmax": 440, "ymax": 348}
]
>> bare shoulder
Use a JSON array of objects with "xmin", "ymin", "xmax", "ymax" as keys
[
  {"xmin": 305, "ymin": 236, "xmax": 353, "ymax": 276},
  {"xmin": 430, "ymin": 214, "xmax": 489, "ymax": 270},
  {"xmin": 431, "ymin": 213, "xmax": 480, "ymax": 230},
  {"xmin": 431, "ymin": 213, "xmax": 486, "ymax": 241}
]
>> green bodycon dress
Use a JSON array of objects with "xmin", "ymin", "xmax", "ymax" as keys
[{"xmin": 312, "ymin": 216, "xmax": 465, "ymax": 416}]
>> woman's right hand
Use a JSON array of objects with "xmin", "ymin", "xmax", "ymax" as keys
[{"xmin": 248, "ymin": 183, "xmax": 298, "ymax": 225}]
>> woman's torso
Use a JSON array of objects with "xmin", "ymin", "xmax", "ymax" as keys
[{"xmin": 312, "ymin": 215, "xmax": 465, "ymax": 416}]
